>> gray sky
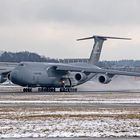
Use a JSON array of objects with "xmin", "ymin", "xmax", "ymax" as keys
[{"xmin": 0, "ymin": 0, "xmax": 140, "ymax": 60}]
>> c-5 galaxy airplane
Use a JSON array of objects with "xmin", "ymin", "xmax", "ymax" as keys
[{"xmin": 1, "ymin": 35, "xmax": 140, "ymax": 92}]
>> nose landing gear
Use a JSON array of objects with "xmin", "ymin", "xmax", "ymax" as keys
[{"xmin": 23, "ymin": 88, "xmax": 32, "ymax": 92}]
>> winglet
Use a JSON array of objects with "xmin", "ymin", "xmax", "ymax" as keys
[{"xmin": 77, "ymin": 35, "xmax": 131, "ymax": 41}]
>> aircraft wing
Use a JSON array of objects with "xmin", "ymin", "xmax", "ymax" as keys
[
  {"xmin": 93, "ymin": 68, "xmax": 140, "ymax": 77},
  {"xmin": 0, "ymin": 70, "xmax": 11, "ymax": 75},
  {"xmin": 56, "ymin": 64, "xmax": 140, "ymax": 77},
  {"xmin": 0, "ymin": 62, "xmax": 17, "ymax": 75},
  {"xmin": 0, "ymin": 69, "xmax": 11, "ymax": 75}
]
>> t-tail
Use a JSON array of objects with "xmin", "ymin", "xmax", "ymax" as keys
[{"xmin": 77, "ymin": 35, "xmax": 131, "ymax": 65}]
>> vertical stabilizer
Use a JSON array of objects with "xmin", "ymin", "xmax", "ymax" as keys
[
  {"xmin": 77, "ymin": 35, "xmax": 131, "ymax": 65},
  {"xmin": 89, "ymin": 37, "xmax": 106, "ymax": 64}
]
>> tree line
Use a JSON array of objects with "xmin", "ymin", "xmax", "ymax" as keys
[
  {"xmin": 0, "ymin": 51, "xmax": 140, "ymax": 67},
  {"xmin": 0, "ymin": 51, "xmax": 59, "ymax": 63}
]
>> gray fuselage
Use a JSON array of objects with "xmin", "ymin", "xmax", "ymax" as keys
[{"xmin": 10, "ymin": 62, "xmax": 98, "ymax": 88}]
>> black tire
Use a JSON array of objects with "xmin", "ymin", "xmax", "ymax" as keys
[{"xmin": 23, "ymin": 88, "xmax": 26, "ymax": 92}]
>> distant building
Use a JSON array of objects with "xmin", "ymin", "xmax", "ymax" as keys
[{"xmin": 59, "ymin": 58, "xmax": 89, "ymax": 63}]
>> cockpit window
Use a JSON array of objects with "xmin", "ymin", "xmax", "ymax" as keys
[{"xmin": 19, "ymin": 63, "xmax": 24, "ymax": 66}]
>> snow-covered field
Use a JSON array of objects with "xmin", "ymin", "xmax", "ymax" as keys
[
  {"xmin": 0, "ymin": 95, "xmax": 140, "ymax": 138},
  {"xmin": 0, "ymin": 117, "xmax": 140, "ymax": 138},
  {"xmin": 0, "ymin": 76, "xmax": 140, "ymax": 138},
  {"xmin": 0, "ymin": 104, "xmax": 140, "ymax": 138}
]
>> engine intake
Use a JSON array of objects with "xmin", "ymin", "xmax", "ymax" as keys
[
  {"xmin": 0, "ymin": 75, "xmax": 7, "ymax": 83},
  {"xmin": 98, "ymin": 74, "xmax": 112, "ymax": 84},
  {"xmin": 75, "ymin": 73, "xmax": 87, "ymax": 81}
]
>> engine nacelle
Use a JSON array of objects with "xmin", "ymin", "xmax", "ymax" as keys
[
  {"xmin": 98, "ymin": 74, "xmax": 112, "ymax": 84},
  {"xmin": 0, "ymin": 75, "xmax": 7, "ymax": 83},
  {"xmin": 75, "ymin": 72, "xmax": 87, "ymax": 81}
]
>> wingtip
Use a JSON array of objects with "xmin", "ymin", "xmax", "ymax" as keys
[{"xmin": 77, "ymin": 36, "xmax": 95, "ymax": 41}]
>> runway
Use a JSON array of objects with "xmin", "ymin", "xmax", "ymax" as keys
[
  {"xmin": 2, "ymin": 137, "xmax": 140, "ymax": 140},
  {"xmin": 0, "ymin": 89, "xmax": 140, "ymax": 138}
]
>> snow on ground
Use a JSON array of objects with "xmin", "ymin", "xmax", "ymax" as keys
[
  {"xmin": 0, "ymin": 106, "xmax": 140, "ymax": 138},
  {"xmin": 0, "ymin": 117, "xmax": 140, "ymax": 138},
  {"xmin": 0, "ymin": 76, "xmax": 140, "ymax": 138},
  {"xmin": 0, "ymin": 110, "xmax": 138, "ymax": 117}
]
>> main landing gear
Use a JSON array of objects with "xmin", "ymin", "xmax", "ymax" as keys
[
  {"xmin": 38, "ymin": 87, "xmax": 77, "ymax": 92},
  {"xmin": 38, "ymin": 87, "xmax": 56, "ymax": 92},
  {"xmin": 23, "ymin": 87, "xmax": 77, "ymax": 92},
  {"xmin": 59, "ymin": 87, "xmax": 77, "ymax": 92}
]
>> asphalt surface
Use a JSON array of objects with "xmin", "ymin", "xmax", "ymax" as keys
[{"xmin": 0, "ymin": 90, "xmax": 140, "ymax": 109}]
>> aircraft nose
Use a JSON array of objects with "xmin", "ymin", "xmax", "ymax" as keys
[{"xmin": 9, "ymin": 70, "xmax": 18, "ymax": 84}]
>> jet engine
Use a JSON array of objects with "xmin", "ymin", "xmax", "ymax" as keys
[
  {"xmin": 0, "ymin": 75, "xmax": 7, "ymax": 83},
  {"xmin": 98, "ymin": 74, "xmax": 112, "ymax": 84},
  {"xmin": 75, "ymin": 72, "xmax": 87, "ymax": 81}
]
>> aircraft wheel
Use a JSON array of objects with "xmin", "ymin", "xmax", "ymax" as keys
[
  {"xmin": 38, "ymin": 88, "xmax": 40, "ymax": 92},
  {"xmin": 59, "ymin": 88, "xmax": 77, "ymax": 92},
  {"xmin": 50, "ymin": 88, "xmax": 56, "ymax": 92},
  {"xmin": 38, "ymin": 87, "xmax": 56, "ymax": 92},
  {"xmin": 60, "ymin": 88, "xmax": 64, "ymax": 92},
  {"xmin": 23, "ymin": 88, "xmax": 26, "ymax": 92},
  {"xmin": 23, "ymin": 88, "xmax": 32, "ymax": 92},
  {"xmin": 38, "ymin": 87, "xmax": 44, "ymax": 92},
  {"xmin": 48, "ymin": 87, "xmax": 56, "ymax": 92},
  {"xmin": 28, "ymin": 88, "xmax": 32, "ymax": 92}
]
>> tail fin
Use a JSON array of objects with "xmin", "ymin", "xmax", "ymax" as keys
[{"xmin": 77, "ymin": 35, "xmax": 131, "ymax": 65}]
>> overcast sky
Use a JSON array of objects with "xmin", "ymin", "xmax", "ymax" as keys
[{"xmin": 0, "ymin": 0, "xmax": 140, "ymax": 60}]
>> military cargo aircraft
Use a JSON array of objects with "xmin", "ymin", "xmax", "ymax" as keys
[{"xmin": 1, "ymin": 35, "xmax": 140, "ymax": 92}]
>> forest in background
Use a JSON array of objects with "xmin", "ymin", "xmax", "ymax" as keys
[{"xmin": 0, "ymin": 51, "xmax": 140, "ymax": 68}]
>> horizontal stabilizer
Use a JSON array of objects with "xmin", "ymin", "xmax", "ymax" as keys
[{"xmin": 77, "ymin": 35, "xmax": 131, "ymax": 41}]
